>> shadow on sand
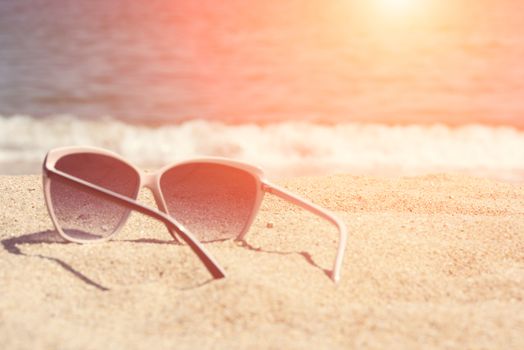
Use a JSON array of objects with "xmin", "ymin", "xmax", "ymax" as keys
[
  {"xmin": 1, "ymin": 230, "xmax": 111, "ymax": 291},
  {"xmin": 1, "ymin": 230, "xmax": 331, "ymax": 291},
  {"xmin": 0, "ymin": 231, "xmax": 213, "ymax": 291},
  {"xmin": 236, "ymin": 239, "xmax": 332, "ymax": 280}
]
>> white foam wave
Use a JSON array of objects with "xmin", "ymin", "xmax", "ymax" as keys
[{"xmin": 1, "ymin": 115, "xmax": 524, "ymax": 182}]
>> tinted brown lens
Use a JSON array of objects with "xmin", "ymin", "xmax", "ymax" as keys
[
  {"xmin": 49, "ymin": 153, "xmax": 140, "ymax": 241},
  {"xmin": 160, "ymin": 163, "xmax": 258, "ymax": 242}
]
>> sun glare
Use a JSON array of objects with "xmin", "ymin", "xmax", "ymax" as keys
[{"xmin": 377, "ymin": 0, "xmax": 418, "ymax": 16}]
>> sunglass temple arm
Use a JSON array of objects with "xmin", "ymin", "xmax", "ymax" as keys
[
  {"xmin": 45, "ymin": 167, "xmax": 226, "ymax": 280},
  {"xmin": 261, "ymin": 181, "xmax": 348, "ymax": 283}
]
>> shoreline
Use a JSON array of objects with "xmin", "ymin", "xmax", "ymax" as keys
[{"xmin": 2, "ymin": 116, "xmax": 524, "ymax": 183}]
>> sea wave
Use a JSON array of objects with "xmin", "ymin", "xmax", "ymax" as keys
[{"xmin": 1, "ymin": 115, "xmax": 523, "ymax": 182}]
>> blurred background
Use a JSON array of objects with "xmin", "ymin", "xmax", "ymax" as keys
[{"xmin": 1, "ymin": 0, "xmax": 523, "ymax": 181}]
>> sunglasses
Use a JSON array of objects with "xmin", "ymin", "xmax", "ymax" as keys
[{"xmin": 42, "ymin": 146, "xmax": 347, "ymax": 282}]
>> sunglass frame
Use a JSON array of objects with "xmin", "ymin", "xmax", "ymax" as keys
[{"xmin": 43, "ymin": 146, "xmax": 347, "ymax": 282}]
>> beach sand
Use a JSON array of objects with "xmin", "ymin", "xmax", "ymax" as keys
[{"xmin": 1, "ymin": 174, "xmax": 523, "ymax": 349}]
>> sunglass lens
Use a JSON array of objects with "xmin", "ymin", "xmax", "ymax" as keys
[
  {"xmin": 48, "ymin": 153, "xmax": 140, "ymax": 241},
  {"xmin": 159, "ymin": 163, "xmax": 259, "ymax": 242}
]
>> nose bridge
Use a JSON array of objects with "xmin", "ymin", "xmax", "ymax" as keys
[
  {"xmin": 141, "ymin": 171, "xmax": 168, "ymax": 213},
  {"xmin": 139, "ymin": 171, "xmax": 180, "ymax": 243},
  {"xmin": 142, "ymin": 172, "xmax": 158, "ymax": 189}
]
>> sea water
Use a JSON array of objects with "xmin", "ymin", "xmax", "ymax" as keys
[{"xmin": 1, "ymin": 0, "xmax": 523, "ymax": 181}]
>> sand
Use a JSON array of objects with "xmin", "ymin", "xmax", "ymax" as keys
[{"xmin": 1, "ymin": 174, "xmax": 523, "ymax": 349}]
